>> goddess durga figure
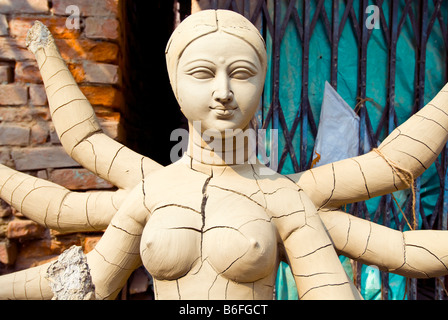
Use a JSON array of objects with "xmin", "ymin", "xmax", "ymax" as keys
[{"xmin": 1, "ymin": 9, "xmax": 448, "ymax": 300}]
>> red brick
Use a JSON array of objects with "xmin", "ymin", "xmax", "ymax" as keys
[
  {"xmin": 0, "ymin": 106, "xmax": 50, "ymax": 122},
  {"xmin": 52, "ymin": 0, "xmax": 118, "ymax": 17},
  {"xmin": 15, "ymin": 61, "xmax": 42, "ymax": 83},
  {"xmin": 0, "ymin": 124, "xmax": 30, "ymax": 146},
  {"xmin": 55, "ymin": 39, "xmax": 119, "ymax": 63},
  {"xmin": 99, "ymin": 118, "xmax": 118, "ymax": 139},
  {"xmin": 0, "ymin": 84, "xmax": 28, "ymax": 106},
  {"xmin": 29, "ymin": 84, "xmax": 47, "ymax": 105},
  {"xmin": 0, "ymin": 240, "xmax": 17, "ymax": 265},
  {"xmin": 0, "ymin": 0, "xmax": 49, "ymax": 14},
  {"xmin": 67, "ymin": 62, "xmax": 85, "ymax": 83},
  {"xmin": 0, "ymin": 199, "xmax": 12, "ymax": 218},
  {"xmin": 83, "ymin": 235, "xmax": 102, "ymax": 253},
  {"xmin": 7, "ymin": 219, "xmax": 47, "ymax": 240},
  {"xmin": 0, "ymin": 38, "xmax": 34, "ymax": 61},
  {"xmin": 0, "ymin": 147, "xmax": 13, "ymax": 167},
  {"xmin": 83, "ymin": 61, "xmax": 119, "ymax": 85},
  {"xmin": 14, "ymin": 237, "xmax": 81, "ymax": 270},
  {"xmin": 68, "ymin": 61, "xmax": 119, "ymax": 85},
  {"xmin": 80, "ymin": 85, "xmax": 122, "ymax": 108},
  {"xmin": 0, "ymin": 14, "xmax": 8, "ymax": 36},
  {"xmin": 11, "ymin": 146, "xmax": 79, "ymax": 170},
  {"xmin": 85, "ymin": 17, "xmax": 119, "ymax": 40},
  {"xmin": 9, "ymin": 16, "xmax": 81, "ymax": 40},
  {"xmin": 0, "ymin": 65, "xmax": 12, "ymax": 83},
  {"xmin": 30, "ymin": 121, "xmax": 50, "ymax": 145},
  {"xmin": 49, "ymin": 168, "xmax": 114, "ymax": 190}
]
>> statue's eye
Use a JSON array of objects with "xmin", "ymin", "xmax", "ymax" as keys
[
  {"xmin": 188, "ymin": 68, "xmax": 214, "ymax": 80},
  {"xmin": 230, "ymin": 67, "xmax": 255, "ymax": 80}
]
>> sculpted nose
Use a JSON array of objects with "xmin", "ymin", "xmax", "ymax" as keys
[
  {"xmin": 213, "ymin": 74, "xmax": 233, "ymax": 103},
  {"xmin": 213, "ymin": 89, "xmax": 233, "ymax": 103}
]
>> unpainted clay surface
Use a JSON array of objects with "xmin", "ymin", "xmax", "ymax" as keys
[{"xmin": 0, "ymin": 10, "xmax": 448, "ymax": 300}]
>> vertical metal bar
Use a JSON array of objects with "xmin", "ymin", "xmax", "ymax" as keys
[
  {"xmin": 440, "ymin": 144, "xmax": 448, "ymax": 299},
  {"xmin": 358, "ymin": 0, "xmax": 368, "ymax": 156},
  {"xmin": 300, "ymin": 0, "xmax": 310, "ymax": 171},
  {"xmin": 331, "ymin": 0, "xmax": 339, "ymax": 88},
  {"xmin": 353, "ymin": 0, "xmax": 370, "ymax": 296},
  {"xmin": 381, "ymin": 1, "xmax": 400, "ymax": 300},
  {"xmin": 416, "ymin": 0, "xmax": 428, "ymax": 113},
  {"xmin": 244, "ymin": 0, "xmax": 250, "ymax": 18},
  {"xmin": 406, "ymin": 0, "xmax": 428, "ymax": 301},
  {"xmin": 441, "ymin": 2, "xmax": 448, "ymax": 299},
  {"xmin": 272, "ymin": 0, "xmax": 281, "ymax": 172}
]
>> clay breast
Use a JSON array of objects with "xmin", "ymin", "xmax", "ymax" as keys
[{"xmin": 139, "ymin": 162, "xmax": 278, "ymax": 283}]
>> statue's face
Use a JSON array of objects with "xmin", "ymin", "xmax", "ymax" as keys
[{"xmin": 176, "ymin": 31, "xmax": 265, "ymax": 134}]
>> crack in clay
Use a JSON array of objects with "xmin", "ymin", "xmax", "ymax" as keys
[
  {"xmin": 293, "ymin": 243, "xmax": 332, "ymax": 259},
  {"xmin": 50, "ymin": 83, "xmax": 78, "ymax": 99},
  {"xmin": 52, "ymin": 98, "xmax": 88, "ymax": 117},
  {"xmin": 200, "ymin": 175, "xmax": 213, "ymax": 260},
  {"xmin": 107, "ymin": 146, "xmax": 126, "ymax": 180},
  {"xmin": 59, "ymin": 114, "xmax": 96, "ymax": 139},
  {"xmin": 351, "ymin": 158, "xmax": 371, "ymax": 198},
  {"xmin": 428, "ymin": 103, "xmax": 448, "ymax": 118},
  {"xmin": 414, "ymin": 114, "xmax": 448, "ymax": 133},
  {"xmin": 406, "ymin": 243, "xmax": 448, "ymax": 272},
  {"xmin": 111, "ymin": 223, "xmax": 141, "ymax": 237},
  {"xmin": 152, "ymin": 203, "xmax": 201, "ymax": 215},
  {"xmin": 85, "ymin": 193, "xmax": 95, "ymax": 230},
  {"xmin": 293, "ymin": 272, "xmax": 336, "ymax": 278},
  {"xmin": 355, "ymin": 223, "xmax": 372, "ymax": 259},
  {"xmin": 208, "ymin": 184, "xmax": 265, "ymax": 208},
  {"xmin": 56, "ymin": 191, "xmax": 72, "ymax": 230},
  {"xmin": 93, "ymin": 248, "xmax": 134, "ymax": 271},
  {"xmin": 141, "ymin": 157, "xmax": 151, "ymax": 214},
  {"xmin": 46, "ymin": 68, "xmax": 70, "ymax": 83},
  {"xmin": 400, "ymin": 134, "xmax": 436, "ymax": 155},
  {"xmin": 299, "ymin": 281, "xmax": 350, "ymax": 299},
  {"xmin": 396, "ymin": 150, "xmax": 428, "ymax": 170},
  {"xmin": 318, "ymin": 163, "xmax": 336, "ymax": 210},
  {"xmin": 340, "ymin": 214, "xmax": 352, "ymax": 252},
  {"xmin": 20, "ymin": 185, "xmax": 66, "ymax": 219}
]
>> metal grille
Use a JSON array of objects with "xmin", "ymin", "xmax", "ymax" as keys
[{"xmin": 200, "ymin": 0, "xmax": 448, "ymax": 300}]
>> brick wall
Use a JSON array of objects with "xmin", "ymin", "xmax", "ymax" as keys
[{"xmin": 0, "ymin": 0, "xmax": 122, "ymax": 274}]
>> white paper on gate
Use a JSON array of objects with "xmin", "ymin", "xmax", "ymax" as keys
[{"xmin": 313, "ymin": 81, "xmax": 366, "ymax": 167}]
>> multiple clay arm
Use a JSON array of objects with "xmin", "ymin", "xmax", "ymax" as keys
[
  {"xmin": 0, "ymin": 21, "xmax": 162, "ymax": 234},
  {"xmin": 2, "ymin": 20, "xmax": 448, "ymax": 299},
  {"xmin": 321, "ymin": 209, "xmax": 448, "ymax": 279},
  {"xmin": 287, "ymin": 85, "xmax": 448, "ymax": 279},
  {"xmin": 290, "ymin": 85, "xmax": 448, "ymax": 209},
  {"xmin": 26, "ymin": 21, "xmax": 162, "ymax": 191},
  {"xmin": 0, "ymin": 21, "xmax": 160, "ymax": 300}
]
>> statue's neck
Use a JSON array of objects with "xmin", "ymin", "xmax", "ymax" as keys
[{"xmin": 186, "ymin": 122, "xmax": 256, "ymax": 166}]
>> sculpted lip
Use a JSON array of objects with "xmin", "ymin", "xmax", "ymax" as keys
[{"xmin": 209, "ymin": 105, "xmax": 237, "ymax": 118}]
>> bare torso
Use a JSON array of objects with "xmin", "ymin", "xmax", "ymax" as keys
[{"xmin": 139, "ymin": 156, "xmax": 303, "ymax": 299}]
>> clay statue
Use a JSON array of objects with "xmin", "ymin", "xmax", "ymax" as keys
[{"xmin": 1, "ymin": 9, "xmax": 448, "ymax": 300}]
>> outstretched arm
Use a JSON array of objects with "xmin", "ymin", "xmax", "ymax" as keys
[
  {"xmin": 26, "ymin": 21, "xmax": 162, "ymax": 191},
  {"xmin": 0, "ymin": 163, "xmax": 127, "ymax": 232},
  {"xmin": 321, "ymin": 209, "xmax": 448, "ymax": 278},
  {"xmin": 0, "ymin": 184, "xmax": 147, "ymax": 300},
  {"xmin": 289, "ymin": 83, "xmax": 448, "ymax": 209}
]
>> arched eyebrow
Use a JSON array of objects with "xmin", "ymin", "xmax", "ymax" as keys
[
  {"xmin": 228, "ymin": 59, "xmax": 259, "ymax": 70},
  {"xmin": 182, "ymin": 58, "xmax": 216, "ymax": 69}
]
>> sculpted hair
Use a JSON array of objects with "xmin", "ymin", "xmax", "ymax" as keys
[{"xmin": 165, "ymin": 9, "xmax": 268, "ymax": 98}]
